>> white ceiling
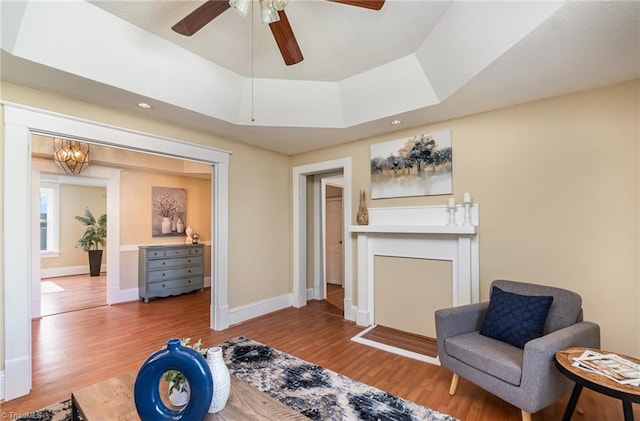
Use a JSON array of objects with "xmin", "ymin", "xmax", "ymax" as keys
[{"xmin": 1, "ymin": 0, "xmax": 639, "ymax": 155}]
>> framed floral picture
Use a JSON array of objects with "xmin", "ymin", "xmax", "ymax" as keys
[
  {"xmin": 370, "ymin": 130, "xmax": 452, "ymax": 199},
  {"xmin": 152, "ymin": 186, "xmax": 186, "ymax": 237}
]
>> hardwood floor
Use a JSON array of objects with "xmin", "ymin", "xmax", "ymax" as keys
[
  {"xmin": 40, "ymin": 273, "xmax": 107, "ymax": 316},
  {"xmin": 326, "ymin": 282, "xmax": 344, "ymax": 311},
  {"xmin": 1, "ymin": 289, "xmax": 636, "ymax": 421},
  {"xmin": 361, "ymin": 324, "xmax": 438, "ymax": 358}
]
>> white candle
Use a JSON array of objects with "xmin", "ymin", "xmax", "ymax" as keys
[
  {"xmin": 463, "ymin": 192, "xmax": 472, "ymax": 203},
  {"xmin": 447, "ymin": 198, "xmax": 456, "ymax": 208}
]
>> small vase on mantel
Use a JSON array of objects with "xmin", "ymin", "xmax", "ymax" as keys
[
  {"xmin": 206, "ymin": 347, "xmax": 231, "ymax": 413},
  {"xmin": 356, "ymin": 190, "xmax": 369, "ymax": 225}
]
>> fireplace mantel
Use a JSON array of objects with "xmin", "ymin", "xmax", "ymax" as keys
[
  {"xmin": 350, "ymin": 224, "xmax": 476, "ymax": 235},
  {"xmin": 349, "ymin": 205, "xmax": 479, "ymax": 327}
]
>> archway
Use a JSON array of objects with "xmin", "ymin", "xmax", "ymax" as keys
[{"xmin": 2, "ymin": 103, "xmax": 230, "ymax": 400}]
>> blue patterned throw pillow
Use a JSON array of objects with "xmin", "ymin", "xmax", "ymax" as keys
[{"xmin": 479, "ymin": 286, "xmax": 553, "ymax": 349}]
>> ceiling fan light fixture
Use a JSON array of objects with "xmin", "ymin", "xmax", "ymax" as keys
[
  {"xmin": 229, "ymin": 0, "xmax": 250, "ymax": 16},
  {"xmin": 260, "ymin": 0, "xmax": 281, "ymax": 24},
  {"xmin": 272, "ymin": 0, "xmax": 289, "ymax": 11}
]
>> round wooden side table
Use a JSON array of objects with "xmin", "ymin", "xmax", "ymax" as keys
[{"xmin": 555, "ymin": 347, "xmax": 640, "ymax": 421}]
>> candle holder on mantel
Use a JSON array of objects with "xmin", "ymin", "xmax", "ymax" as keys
[
  {"xmin": 462, "ymin": 201, "xmax": 473, "ymax": 226},
  {"xmin": 447, "ymin": 206, "xmax": 457, "ymax": 226}
]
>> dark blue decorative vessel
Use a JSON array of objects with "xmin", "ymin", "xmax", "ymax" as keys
[{"xmin": 134, "ymin": 338, "xmax": 213, "ymax": 421}]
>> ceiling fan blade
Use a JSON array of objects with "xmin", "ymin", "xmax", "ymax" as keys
[
  {"xmin": 172, "ymin": 0, "xmax": 230, "ymax": 36},
  {"xmin": 269, "ymin": 10, "xmax": 304, "ymax": 66},
  {"xmin": 327, "ymin": 0, "xmax": 385, "ymax": 11}
]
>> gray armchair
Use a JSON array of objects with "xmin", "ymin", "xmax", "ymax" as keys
[{"xmin": 435, "ymin": 280, "xmax": 600, "ymax": 421}]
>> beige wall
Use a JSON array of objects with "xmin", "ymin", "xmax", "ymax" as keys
[
  {"xmin": 119, "ymin": 168, "xmax": 212, "ymax": 290},
  {"xmin": 306, "ymin": 177, "xmax": 315, "ymax": 289},
  {"xmin": 226, "ymin": 148, "xmax": 292, "ymax": 304},
  {"xmin": 119, "ymin": 169, "xmax": 211, "ymax": 246},
  {"xmin": 41, "ymin": 184, "xmax": 107, "ymax": 270},
  {"xmin": 293, "ymin": 80, "xmax": 640, "ymax": 355}
]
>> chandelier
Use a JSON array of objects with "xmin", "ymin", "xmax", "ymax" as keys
[
  {"xmin": 229, "ymin": 0, "xmax": 289, "ymax": 24},
  {"xmin": 53, "ymin": 138, "xmax": 90, "ymax": 175}
]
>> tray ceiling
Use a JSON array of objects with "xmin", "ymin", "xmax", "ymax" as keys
[{"xmin": 1, "ymin": 0, "xmax": 638, "ymax": 155}]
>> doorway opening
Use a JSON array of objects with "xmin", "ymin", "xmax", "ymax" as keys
[
  {"xmin": 38, "ymin": 172, "xmax": 108, "ymax": 316},
  {"xmin": 3, "ymin": 104, "xmax": 230, "ymax": 401},
  {"xmin": 292, "ymin": 158, "xmax": 353, "ymax": 321},
  {"xmin": 31, "ymin": 136, "xmax": 214, "ymax": 318}
]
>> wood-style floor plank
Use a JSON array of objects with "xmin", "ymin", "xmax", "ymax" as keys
[
  {"xmin": 40, "ymin": 273, "xmax": 106, "ymax": 316},
  {"xmin": 1, "ymin": 288, "xmax": 637, "ymax": 421},
  {"xmin": 361, "ymin": 324, "xmax": 438, "ymax": 357}
]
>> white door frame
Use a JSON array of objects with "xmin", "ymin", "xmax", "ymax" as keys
[
  {"xmin": 2, "ymin": 102, "xmax": 230, "ymax": 400},
  {"xmin": 292, "ymin": 158, "xmax": 353, "ymax": 320}
]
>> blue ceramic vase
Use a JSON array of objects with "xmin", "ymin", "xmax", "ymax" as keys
[{"xmin": 134, "ymin": 338, "xmax": 213, "ymax": 421}]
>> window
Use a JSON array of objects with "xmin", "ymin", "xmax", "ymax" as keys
[{"xmin": 40, "ymin": 182, "xmax": 60, "ymax": 257}]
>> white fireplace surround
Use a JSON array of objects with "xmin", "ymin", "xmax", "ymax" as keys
[{"xmin": 349, "ymin": 205, "xmax": 479, "ymax": 328}]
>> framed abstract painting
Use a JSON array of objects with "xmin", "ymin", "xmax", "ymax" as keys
[{"xmin": 370, "ymin": 130, "xmax": 452, "ymax": 199}]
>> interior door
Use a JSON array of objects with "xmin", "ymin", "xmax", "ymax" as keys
[{"xmin": 325, "ymin": 197, "xmax": 343, "ymax": 285}]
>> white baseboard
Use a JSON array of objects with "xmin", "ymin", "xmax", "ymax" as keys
[
  {"xmin": 110, "ymin": 286, "xmax": 289, "ymax": 328},
  {"xmin": 110, "ymin": 287, "xmax": 140, "ymax": 304},
  {"xmin": 110, "ymin": 280, "xmax": 211, "ymax": 305},
  {"xmin": 350, "ymin": 306, "xmax": 358, "ymax": 322},
  {"xmin": 3, "ymin": 355, "xmax": 31, "ymax": 400},
  {"xmin": 228, "ymin": 294, "xmax": 292, "ymax": 326},
  {"xmin": 306, "ymin": 287, "xmax": 314, "ymax": 300},
  {"xmin": 41, "ymin": 264, "xmax": 107, "ymax": 279},
  {"xmin": 0, "ymin": 369, "xmax": 4, "ymax": 400}
]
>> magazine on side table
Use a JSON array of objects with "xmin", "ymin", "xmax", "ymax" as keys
[{"xmin": 572, "ymin": 350, "xmax": 640, "ymax": 386}]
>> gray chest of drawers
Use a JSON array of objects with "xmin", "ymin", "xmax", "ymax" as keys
[{"xmin": 138, "ymin": 244, "xmax": 204, "ymax": 303}]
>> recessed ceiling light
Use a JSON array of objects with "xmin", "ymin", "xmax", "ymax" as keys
[
  {"xmin": 137, "ymin": 102, "xmax": 152, "ymax": 109},
  {"xmin": 391, "ymin": 119, "xmax": 402, "ymax": 125}
]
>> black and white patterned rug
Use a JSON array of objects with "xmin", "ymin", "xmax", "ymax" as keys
[
  {"xmin": 222, "ymin": 336, "xmax": 456, "ymax": 421},
  {"xmin": 13, "ymin": 399, "xmax": 74, "ymax": 421},
  {"xmin": 16, "ymin": 336, "xmax": 457, "ymax": 421}
]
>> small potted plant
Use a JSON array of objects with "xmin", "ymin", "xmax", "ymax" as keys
[
  {"xmin": 75, "ymin": 207, "xmax": 107, "ymax": 276},
  {"xmin": 162, "ymin": 338, "xmax": 208, "ymax": 406}
]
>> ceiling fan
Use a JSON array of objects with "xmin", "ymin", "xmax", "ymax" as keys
[{"xmin": 172, "ymin": 0, "xmax": 385, "ymax": 66}]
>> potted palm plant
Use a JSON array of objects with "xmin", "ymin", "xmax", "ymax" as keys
[{"xmin": 75, "ymin": 207, "xmax": 107, "ymax": 276}]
